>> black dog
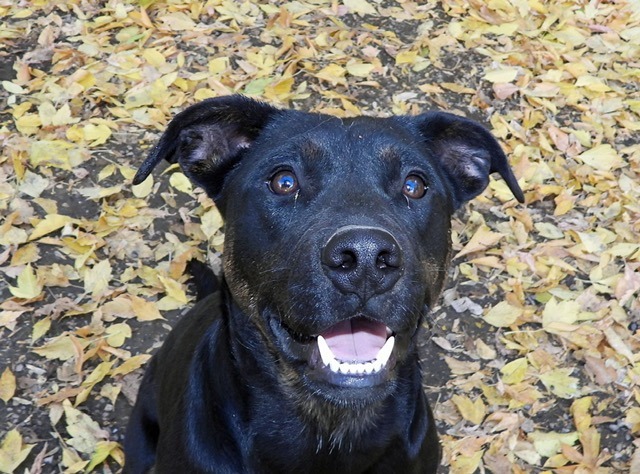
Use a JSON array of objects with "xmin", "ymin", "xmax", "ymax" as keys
[{"xmin": 124, "ymin": 95, "xmax": 524, "ymax": 473}]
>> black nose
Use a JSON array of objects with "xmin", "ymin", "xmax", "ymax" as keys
[{"xmin": 322, "ymin": 226, "xmax": 403, "ymax": 301}]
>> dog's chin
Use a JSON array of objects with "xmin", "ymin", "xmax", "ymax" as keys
[{"xmin": 268, "ymin": 314, "xmax": 401, "ymax": 403}]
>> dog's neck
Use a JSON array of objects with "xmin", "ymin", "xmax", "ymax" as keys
[{"xmin": 220, "ymin": 284, "xmax": 430, "ymax": 462}]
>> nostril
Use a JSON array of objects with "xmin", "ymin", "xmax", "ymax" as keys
[
  {"xmin": 376, "ymin": 251, "xmax": 391, "ymax": 270},
  {"xmin": 340, "ymin": 251, "xmax": 357, "ymax": 270}
]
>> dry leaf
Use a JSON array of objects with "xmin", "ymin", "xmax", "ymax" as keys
[
  {"xmin": 0, "ymin": 368, "xmax": 16, "ymax": 403},
  {"xmin": 0, "ymin": 429, "xmax": 34, "ymax": 473}
]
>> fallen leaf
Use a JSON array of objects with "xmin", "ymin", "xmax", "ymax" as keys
[
  {"xmin": 63, "ymin": 400, "xmax": 109, "ymax": 454},
  {"xmin": 452, "ymin": 394, "xmax": 486, "ymax": 425},
  {"xmin": 0, "ymin": 429, "xmax": 34, "ymax": 473},
  {"xmin": 9, "ymin": 264, "xmax": 43, "ymax": 299},
  {"xmin": 343, "ymin": 0, "xmax": 377, "ymax": 15},
  {"xmin": 0, "ymin": 368, "xmax": 16, "ymax": 403},
  {"xmin": 455, "ymin": 225, "xmax": 504, "ymax": 259},
  {"xmin": 539, "ymin": 368, "xmax": 581, "ymax": 399},
  {"xmin": 483, "ymin": 301, "xmax": 523, "ymax": 327}
]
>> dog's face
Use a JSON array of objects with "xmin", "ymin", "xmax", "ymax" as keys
[
  {"xmin": 134, "ymin": 96, "xmax": 523, "ymax": 413},
  {"xmin": 220, "ymin": 114, "xmax": 455, "ymax": 405}
]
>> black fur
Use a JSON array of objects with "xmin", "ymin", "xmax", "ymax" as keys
[{"xmin": 124, "ymin": 95, "xmax": 523, "ymax": 473}]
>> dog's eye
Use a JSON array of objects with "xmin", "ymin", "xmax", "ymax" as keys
[
  {"xmin": 269, "ymin": 170, "xmax": 299, "ymax": 195},
  {"xmin": 402, "ymin": 175, "xmax": 427, "ymax": 199}
]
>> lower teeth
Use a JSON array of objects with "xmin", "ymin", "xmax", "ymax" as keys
[{"xmin": 317, "ymin": 336, "xmax": 395, "ymax": 375}]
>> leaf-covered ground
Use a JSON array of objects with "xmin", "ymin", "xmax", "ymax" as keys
[{"xmin": 1, "ymin": 0, "xmax": 639, "ymax": 472}]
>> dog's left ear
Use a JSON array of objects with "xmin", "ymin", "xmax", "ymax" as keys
[
  {"xmin": 133, "ymin": 95, "xmax": 280, "ymax": 200},
  {"xmin": 412, "ymin": 112, "xmax": 524, "ymax": 207}
]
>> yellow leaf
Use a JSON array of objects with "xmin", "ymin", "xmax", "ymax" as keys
[
  {"xmin": 500, "ymin": 357, "xmax": 528, "ymax": 384},
  {"xmin": 542, "ymin": 297, "xmax": 575, "ymax": 327},
  {"xmin": 603, "ymin": 327, "xmax": 634, "ymax": 364},
  {"xmin": 483, "ymin": 302, "xmax": 523, "ymax": 328},
  {"xmin": 105, "ymin": 323, "xmax": 132, "ymax": 348},
  {"xmin": 208, "ymin": 57, "xmax": 229, "ymax": 74},
  {"xmin": 132, "ymin": 173, "xmax": 154, "ymax": 198},
  {"xmin": 75, "ymin": 361, "xmax": 115, "ymax": 406},
  {"xmin": 450, "ymin": 448, "xmax": 483, "ymax": 474},
  {"xmin": 63, "ymin": 400, "xmax": 109, "ymax": 454},
  {"xmin": 346, "ymin": 61, "xmax": 375, "ymax": 78},
  {"xmin": 31, "ymin": 317, "xmax": 51, "ymax": 343},
  {"xmin": 32, "ymin": 334, "xmax": 79, "ymax": 361},
  {"xmin": 539, "ymin": 368, "xmax": 580, "ymax": 399},
  {"xmin": 529, "ymin": 431, "xmax": 579, "ymax": 458},
  {"xmin": 143, "ymin": 48, "xmax": 166, "ymax": 68},
  {"xmin": 441, "ymin": 83, "xmax": 475, "ymax": 94},
  {"xmin": 84, "ymin": 260, "xmax": 112, "ymax": 301},
  {"xmin": 625, "ymin": 407, "xmax": 640, "ymax": 434},
  {"xmin": 577, "ymin": 144, "xmax": 623, "ymax": 171},
  {"xmin": 315, "ymin": 64, "xmax": 346, "ymax": 85},
  {"xmin": 535, "ymin": 222, "xmax": 564, "ymax": 239},
  {"xmin": 86, "ymin": 441, "xmax": 123, "ymax": 472},
  {"xmin": 130, "ymin": 294, "xmax": 164, "ymax": 321},
  {"xmin": 38, "ymin": 101, "xmax": 56, "ymax": 126},
  {"xmin": 200, "ymin": 207, "xmax": 224, "ymax": 239},
  {"xmin": 169, "ymin": 172, "xmax": 193, "ymax": 194},
  {"xmin": 483, "ymin": 68, "xmax": 519, "ymax": 83},
  {"xmin": 83, "ymin": 123, "xmax": 112, "ymax": 146},
  {"xmin": 571, "ymin": 397, "xmax": 593, "ymax": 433},
  {"xmin": 0, "ymin": 368, "xmax": 16, "ymax": 403},
  {"xmin": 395, "ymin": 50, "xmax": 418, "ymax": 65},
  {"xmin": 15, "ymin": 113, "xmax": 41, "ymax": 134},
  {"xmin": 54, "ymin": 103, "xmax": 77, "ymax": 125},
  {"xmin": 158, "ymin": 275, "xmax": 188, "ymax": 304},
  {"xmin": 61, "ymin": 446, "xmax": 88, "ymax": 471},
  {"xmin": 343, "ymin": 0, "xmax": 377, "ymax": 15},
  {"xmin": 452, "ymin": 394, "xmax": 486, "ymax": 425},
  {"xmin": 0, "ymin": 429, "xmax": 34, "ymax": 473},
  {"xmin": 18, "ymin": 170, "xmax": 49, "ymax": 198},
  {"xmin": 2, "ymin": 80, "xmax": 26, "ymax": 94},
  {"xmin": 157, "ymin": 295, "xmax": 187, "ymax": 311},
  {"xmin": 161, "ymin": 11, "xmax": 196, "ymax": 31},
  {"xmin": 111, "ymin": 354, "xmax": 152, "ymax": 377},
  {"xmin": 28, "ymin": 213, "xmax": 74, "ymax": 240},
  {"xmin": 9, "ymin": 264, "xmax": 43, "ymax": 299},
  {"xmin": 265, "ymin": 77, "xmax": 294, "ymax": 98},
  {"xmin": 455, "ymin": 225, "xmax": 504, "ymax": 258},
  {"xmin": 29, "ymin": 140, "xmax": 69, "ymax": 169}
]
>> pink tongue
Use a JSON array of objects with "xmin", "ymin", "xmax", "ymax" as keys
[{"xmin": 321, "ymin": 318, "xmax": 388, "ymax": 362}]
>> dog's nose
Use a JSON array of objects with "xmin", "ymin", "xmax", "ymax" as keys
[{"xmin": 322, "ymin": 226, "xmax": 403, "ymax": 301}]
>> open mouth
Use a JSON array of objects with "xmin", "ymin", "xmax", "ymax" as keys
[{"xmin": 270, "ymin": 316, "xmax": 396, "ymax": 387}]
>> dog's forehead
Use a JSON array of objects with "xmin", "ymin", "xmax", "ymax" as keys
[
  {"xmin": 272, "ymin": 112, "xmax": 408, "ymax": 141},
  {"xmin": 258, "ymin": 112, "xmax": 419, "ymax": 162}
]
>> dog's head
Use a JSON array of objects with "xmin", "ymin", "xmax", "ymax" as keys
[{"xmin": 135, "ymin": 95, "xmax": 523, "ymax": 414}]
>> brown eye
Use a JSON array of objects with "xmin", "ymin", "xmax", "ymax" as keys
[
  {"xmin": 403, "ymin": 174, "xmax": 427, "ymax": 199},
  {"xmin": 269, "ymin": 170, "xmax": 299, "ymax": 195}
]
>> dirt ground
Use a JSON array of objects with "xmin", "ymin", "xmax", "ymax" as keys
[{"xmin": 0, "ymin": 1, "xmax": 639, "ymax": 473}]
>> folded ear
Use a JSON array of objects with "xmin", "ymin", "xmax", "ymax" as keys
[
  {"xmin": 412, "ymin": 112, "xmax": 524, "ymax": 207},
  {"xmin": 133, "ymin": 95, "xmax": 280, "ymax": 200}
]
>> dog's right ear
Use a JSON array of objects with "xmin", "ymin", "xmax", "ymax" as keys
[{"xmin": 133, "ymin": 95, "xmax": 280, "ymax": 200}]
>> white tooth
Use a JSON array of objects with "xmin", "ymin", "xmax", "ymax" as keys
[
  {"xmin": 364, "ymin": 362, "xmax": 374, "ymax": 374},
  {"xmin": 330, "ymin": 359, "xmax": 340, "ymax": 373},
  {"xmin": 375, "ymin": 336, "xmax": 395, "ymax": 368},
  {"xmin": 372, "ymin": 360, "xmax": 383, "ymax": 373},
  {"xmin": 355, "ymin": 364, "xmax": 365, "ymax": 375},
  {"xmin": 339, "ymin": 363, "xmax": 350, "ymax": 374},
  {"xmin": 317, "ymin": 336, "xmax": 335, "ymax": 367}
]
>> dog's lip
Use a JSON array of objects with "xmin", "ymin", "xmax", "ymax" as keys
[{"xmin": 268, "ymin": 316, "xmax": 397, "ymax": 386}]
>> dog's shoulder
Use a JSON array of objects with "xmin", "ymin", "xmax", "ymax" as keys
[{"xmin": 155, "ymin": 292, "xmax": 224, "ymax": 368}]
